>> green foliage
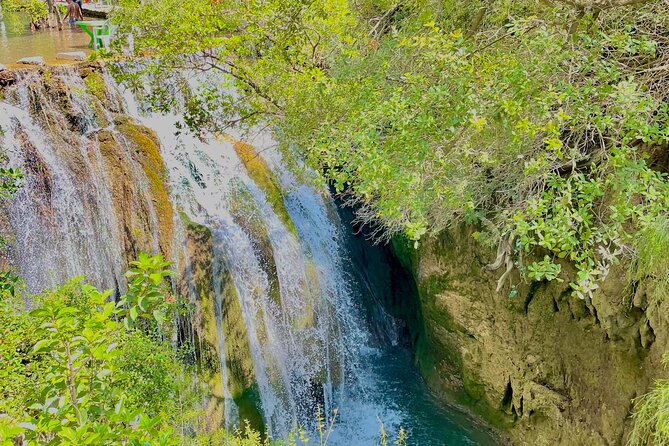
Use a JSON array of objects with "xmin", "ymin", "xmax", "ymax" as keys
[
  {"xmin": 526, "ymin": 256, "xmax": 563, "ymax": 282},
  {"xmin": 0, "ymin": 253, "xmax": 187, "ymax": 446},
  {"xmin": 629, "ymin": 354, "xmax": 669, "ymax": 446},
  {"xmin": 117, "ymin": 252, "xmax": 174, "ymax": 329},
  {"xmin": 0, "ymin": 0, "xmax": 49, "ymax": 24},
  {"xmin": 111, "ymin": 0, "xmax": 669, "ymax": 299},
  {"xmin": 629, "ymin": 218, "xmax": 669, "ymax": 305},
  {"xmin": 0, "ymin": 271, "xmax": 20, "ymax": 296},
  {"xmin": 119, "ymin": 332, "xmax": 183, "ymax": 415},
  {"xmin": 0, "ymin": 167, "xmax": 23, "ymax": 199},
  {"xmin": 0, "ymin": 277, "xmax": 175, "ymax": 445}
]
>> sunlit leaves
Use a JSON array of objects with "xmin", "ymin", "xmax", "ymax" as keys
[
  {"xmin": 116, "ymin": 252, "xmax": 173, "ymax": 330},
  {"xmin": 111, "ymin": 0, "xmax": 669, "ymax": 298},
  {"xmin": 0, "ymin": 256, "xmax": 182, "ymax": 445}
]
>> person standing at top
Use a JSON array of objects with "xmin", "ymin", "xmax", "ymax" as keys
[{"xmin": 62, "ymin": 0, "xmax": 84, "ymax": 24}]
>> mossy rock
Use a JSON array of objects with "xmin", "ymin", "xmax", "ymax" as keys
[
  {"xmin": 390, "ymin": 234, "xmax": 419, "ymax": 272},
  {"xmin": 223, "ymin": 134, "xmax": 297, "ymax": 237},
  {"xmin": 235, "ymin": 385, "xmax": 264, "ymax": 433},
  {"xmin": 114, "ymin": 115, "xmax": 174, "ymax": 258},
  {"xmin": 83, "ymin": 71, "xmax": 106, "ymax": 103},
  {"xmin": 184, "ymin": 218, "xmax": 263, "ymax": 433},
  {"xmin": 93, "ymin": 127, "xmax": 164, "ymax": 267},
  {"xmin": 214, "ymin": 257, "xmax": 256, "ymax": 402},
  {"xmin": 228, "ymin": 180, "xmax": 282, "ymax": 308}
]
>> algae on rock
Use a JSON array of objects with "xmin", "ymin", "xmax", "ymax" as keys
[
  {"xmin": 113, "ymin": 115, "xmax": 174, "ymax": 258},
  {"xmin": 223, "ymin": 133, "xmax": 297, "ymax": 237},
  {"xmin": 392, "ymin": 227, "xmax": 668, "ymax": 446},
  {"xmin": 182, "ymin": 217, "xmax": 262, "ymax": 432}
]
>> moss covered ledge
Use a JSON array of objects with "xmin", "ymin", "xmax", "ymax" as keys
[{"xmin": 222, "ymin": 133, "xmax": 297, "ymax": 237}]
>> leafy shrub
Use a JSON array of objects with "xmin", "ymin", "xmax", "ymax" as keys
[
  {"xmin": 0, "ymin": 255, "xmax": 181, "ymax": 446},
  {"xmin": 111, "ymin": 0, "xmax": 669, "ymax": 299}
]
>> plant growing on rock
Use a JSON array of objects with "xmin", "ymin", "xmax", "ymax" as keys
[{"xmin": 628, "ymin": 353, "xmax": 669, "ymax": 446}]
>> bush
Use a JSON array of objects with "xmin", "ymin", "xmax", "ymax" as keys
[
  {"xmin": 0, "ymin": 255, "xmax": 182, "ymax": 446},
  {"xmin": 1, "ymin": 0, "xmax": 49, "ymax": 25}
]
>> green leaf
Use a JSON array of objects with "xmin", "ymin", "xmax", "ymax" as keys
[
  {"xmin": 32, "ymin": 339, "xmax": 53, "ymax": 354},
  {"xmin": 149, "ymin": 273, "xmax": 162, "ymax": 285},
  {"xmin": 138, "ymin": 295, "xmax": 148, "ymax": 311},
  {"xmin": 152, "ymin": 309, "xmax": 165, "ymax": 325},
  {"xmin": 115, "ymin": 394, "xmax": 125, "ymax": 415}
]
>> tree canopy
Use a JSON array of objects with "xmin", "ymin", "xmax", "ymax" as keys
[{"xmin": 111, "ymin": 0, "xmax": 669, "ymax": 297}]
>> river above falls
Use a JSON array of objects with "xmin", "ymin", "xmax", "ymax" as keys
[{"xmin": 0, "ymin": 11, "xmax": 90, "ymax": 64}]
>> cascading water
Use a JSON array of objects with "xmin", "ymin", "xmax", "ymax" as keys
[
  {"xmin": 0, "ymin": 71, "xmax": 129, "ymax": 294},
  {"xmin": 0, "ymin": 65, "xmax": 497, "ymax": 445},
  {"xmin": 129, "ymin": 90, "xmax": 386, "ymax": 441}
]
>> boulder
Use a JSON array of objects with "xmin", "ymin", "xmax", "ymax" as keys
[
  {"xmin": 57, "ymin": 51, "xmax": 87, "ymax": 61},
  {"xmin": 16, "ymin": 57, "xmax": 45, "ymax": 66}
]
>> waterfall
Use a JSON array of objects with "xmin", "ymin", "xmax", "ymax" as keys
[
  {"xmin": 125, "ymin": 86, "xmax": 396, "ymax": 441},
  {"xmin": 0, "ymin": 71, "xmax": 129, "ymax": 294},
  {"xmin": 0, "ymin": 64, "xmax": 495, "ymax": 446}
]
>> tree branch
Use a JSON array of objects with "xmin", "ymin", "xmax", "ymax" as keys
[{"xmin": 467, "ymin": 1, "xmax": 491, "ymax": 37}]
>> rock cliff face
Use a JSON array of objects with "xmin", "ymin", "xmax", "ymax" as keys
[
  {"xmin": 177, "ymin": 218, "xmax": 261, "ymax": 432},
  {"xmin": 393, "ymin": 226, "xmax": 669, "ymax": 445}
]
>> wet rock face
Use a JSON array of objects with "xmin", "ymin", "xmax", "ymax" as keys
[
  {"xmin": 225, "ymin": 134, "xmax": 297, "ymax": 237},
  {"xmin": 0, "ymin": 63, "xmax": 171, "ymax": 293},
  {"xmin": 180, "ymin": 218, "xmax": 262, "ymax": 432},
  {"xmin": 228, "ymin": 179, "xmax": 282, "ymax": 308},
  {"xmin": 396, "ymin": 227, "xmax": 668, "ymax": 446},
  {"xmin": 0, "ymin": 69, "xmax": 15, "ymax": 88},
  {"xmin": 93, "ymin": 126, "xmax": 168, "ymax": 261},
  {"xmin": 112, "ymin": 115, "xmax": 174, "ymax": 259}
]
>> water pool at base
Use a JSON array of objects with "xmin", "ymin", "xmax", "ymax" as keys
[{"xmin": 354, "ymin": 347, "xmax": 499, "ymax": 445}]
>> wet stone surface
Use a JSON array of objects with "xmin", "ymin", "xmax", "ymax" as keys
[
  {"xmin": 17, "ymin": 56, "xmax": 45, "ymax": 65},
  {"xmin": 57, "ymin": 51, "xmax": 87, "ymax": 61}
]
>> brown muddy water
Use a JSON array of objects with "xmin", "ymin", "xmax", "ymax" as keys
[{"xmin": 0, "ymin": 11, "xmax": 91, "ymax": 64}]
